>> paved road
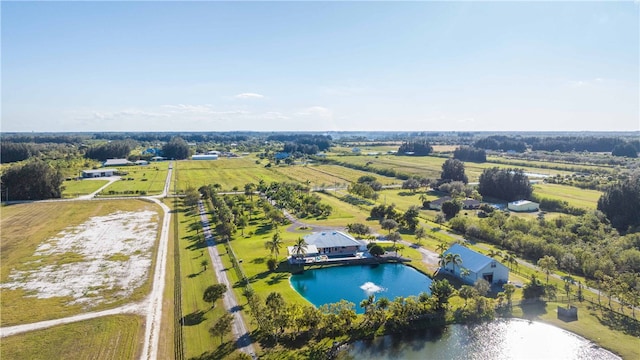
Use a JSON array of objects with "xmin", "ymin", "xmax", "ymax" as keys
[{"xmin": 198, "ymin": 200, "xmax": 256, "ymax": 357}]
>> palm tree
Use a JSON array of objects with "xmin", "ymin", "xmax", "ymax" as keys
[
  {"xmin": 562, "ymin": 275, "xmax": 575, "ymax": 305},
  {"xmin": 360, "ymin": 294, "xmax": 375, "ymax": 313},
  {"xmin": 445, "ymin": 253, "xmax": 463, "ymax": 275},
  {"xmin": 460, "ymin": 267, "xmax": 471, "ymax": 279},
  {"xmin": 435, "ymin": 242, "xmax": 448, "ymax": 255},
  {"xmin": 265, "ymin": 232, "xmax": 284, "ymax": 261},
  {"xmin": 200, "ymin": 259, "xmax": 208, "ymax": 272},
  {"xmin": 387, "ymin": 231, "xmax": 401, "ymax": 254},
  {"xmin": 292, "ymin": 237, "xmax": 308, "ymax": 259},
  {"xmin": 487, "ymin": 249, "xmax": 503, "ymax": 258},
  {"xmin": 537, "ymin": 255, "xmax": 557, "ymax": 284}
]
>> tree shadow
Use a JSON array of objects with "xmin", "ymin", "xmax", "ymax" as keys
[
  {"xmin": 593, "ymin": 305, "xmax": 640, "ymax": 337},
  {"xmin": 251, "ymin": 257, "xmax": 265, "ymax": 264},
  {"xmin": 181, "ymin": 310, "xmax": 206, "ymax": 326},
  {"xmin": 267, "ymin": 273, "xmax": 288, "ymax": 285},
  {"xmin": 187, "ymin": 273, "xmax": 200, "ymax": 278},
  {"xmin": 255, "ymin": 223, "xmax": 274, "ymax": 235},
  {"xmin": 519, "ymin": 301, "xmax": 548, "ymax": 319},
  {"xmin": 190, "ymin": 342, "xmax": 237, "ymax": 360}
]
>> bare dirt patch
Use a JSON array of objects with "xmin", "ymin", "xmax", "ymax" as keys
[{"xmin": 2, "ymin": 210, "xmax": 158, "ymax": 307}]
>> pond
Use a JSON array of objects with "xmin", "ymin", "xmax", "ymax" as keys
[
  {"xmin": 341, "ymin": 318, "xmax": 620, "ymax": 360},
  {"xmin": 289, "ymin": 263, "xmax": 432, "ymax": 313}
]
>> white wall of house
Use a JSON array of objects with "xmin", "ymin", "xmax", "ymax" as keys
[{"xmin": 508, "ymin": 200, "xmax": 539, "ymax": 212}]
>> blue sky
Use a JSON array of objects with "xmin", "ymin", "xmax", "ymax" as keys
[{"xmin": 2, "ymin": 1, "xmax": 638, "ymax": 132}]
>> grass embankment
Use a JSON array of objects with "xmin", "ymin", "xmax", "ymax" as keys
[
  {"xmin": 1, "ymin": 315, "xmax": 144, "ymax": 360},
  {"xmin": 61, "ymin": 179, "xmax": 109, "ymax": 197},
  {"xmin": 0, "ymin": 200, "xmax": 161, "ymax": 326}
]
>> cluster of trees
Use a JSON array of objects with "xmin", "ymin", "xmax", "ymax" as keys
[
  {"xmin": 0, "ymin": 142, "xmax": 41, "ymax": 163},
  {"xmin": 348, "ymin": 175, "xmax": 383, "ymax": 199},
  {"xmin": 473, "ymin": 135, "xmax": 640, "ymax": 155},
  {"xmin": 397, "ymin": 140, "xmax": 433, "ymax": 156},
  {"xmin": 269, "ymin": 134, "xmax": 332, "ymax": 151},
  {"xmin": 264, "ymin": 182, "xmax": 332, "ymax": 218},
  {"xmin": 453, "ymin": 146, "xmax": 486, "ymax": 162},
  {"xmin": 245, "ymin": 279, "xmax": 463, "ymax": 347},
  {"xmin": 478, "ymin": 168, "xmax": 532, "ymax": 201},
  {"xmin": 597, "ymin": 175, "xmax": 640, "ymax": 232},
  {"xmin": 162, "ymin": 137, "xmax": 191, "ymax": 160},
  {"xmin": 370, "ymin": 203, "xmax": 422, "ymax": 233},
  {"xmin": 531, "ymin": 196, "xmax": 586, "ymax": 216},
  {"xmin": 0, "ymin": 160, "xmax": 63, "ymax": 201},
  {"xmin": 612, "ymin": 142, "xmax": 639, "ymax": 158},
  {"xmin": 440, "ymin": 159, "xmax": 468, "ymax": 184},
  {"xmin": 446, "ymin": 209, "xmax": 640, "ymax": 296},
  {"xmin": 85, "ymin": 140, "xmax": 135, "ymax": 161}
]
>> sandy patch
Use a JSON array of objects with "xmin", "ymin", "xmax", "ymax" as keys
[{"xmin": 1, "ymin": 210, "xmax": 158, "ymax": 306}]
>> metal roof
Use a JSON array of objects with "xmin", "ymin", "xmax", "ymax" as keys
[
  {"xmin": 443, "ymin": 243, "xmax": 503, "ymax": 273},
  {"xmin": 304, "ymin": 231, "xmax": 362, "ymax": 249}
]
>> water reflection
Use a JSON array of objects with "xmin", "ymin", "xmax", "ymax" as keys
[{"xmin": 342, "ymin": 319, "xmax": 620, "ymax": 360}]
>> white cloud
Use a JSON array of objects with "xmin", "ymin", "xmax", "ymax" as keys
[
  {"xmin": 234, "ymin": 93, "xmax": 265, "ymax": 99},
  {"xmin": 296, "ymin": 106, "xmax": 333, "ymax": 118}
]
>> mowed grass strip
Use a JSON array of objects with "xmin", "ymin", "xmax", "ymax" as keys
[
  {"xmin": 0, "ymin": 315, "xmax": 144, "ymax": 360},
  {"xmin": 177, "ymin": 203, "xmax": 232, "ymax": 358},
  {"xmin": 533, "ymin": 183, "xmax": 602, "ymax": 210},
  {"xmin": 175, "ymin": 158, "xmax": 289, "ymax": 192},
  {"xmin": 0, "ymin": 200, "xmax": 161, "ymax": 326},
  {"xmin": 61, "ymin": 179, "xmax": 109, "ymax": 197}
]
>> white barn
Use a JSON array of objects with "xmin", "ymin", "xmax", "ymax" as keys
[
  {"xmin": 82, "ymin": 169, "xmax": 115, "ymax": 178},
  {"xmin": 192, "ymin": 154, "xmax": 219, "ymax": 160},
  {"xmin": 440, "ymin": 244, "xmax": 509, "ymax": 285},
  {"xmin": 508, "ymin": 200, "xmax": 539, "ymax": 212}
]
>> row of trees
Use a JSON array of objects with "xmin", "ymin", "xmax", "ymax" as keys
[
  {"xmin": 264, "ymin": 182, "xmax": 332, "ymax": 218},
  {"xmin": 397, "ymin": 140, "xmax": 433, "ymax": 156},
  {"xmin": 453, "ymin": 146, "xmax": 486, "ymax": 162},
  {"xmin": 84, "ymin": 140, "xmax": 135, "ymax": 161},
  {"xmin": 478, "ymin": 167, "xmax": 532, "ymax": 201},
  {"xmin": 0, "ymin": 160, "xmax": 63, "ymax": 201}
]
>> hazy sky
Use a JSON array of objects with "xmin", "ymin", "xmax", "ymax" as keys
[{"xmin": 2, "ymin": 1, "xmax": 639, "ymax": 132}]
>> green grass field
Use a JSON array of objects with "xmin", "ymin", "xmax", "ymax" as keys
[
  {"xmin": 61, "ymin": 179, "xmax": 109, "ymax": 197},
  {"xmin": 99, "ymin": 164, "xmax": 168, "ymax": 196},
  {"xmin": 175, "ymin": 157, "xmax": 290, "ymax": 192},
  {"xmin": 0, "ymin": 315, "xmax": 144, "ymax": 359},
  {"xmin": 0, "ymin": 200, "xmax": 161, "ymax": 326},
  {"xmin": 533, "ymin": 183, "xmax": 602, "ymax": 210},
  {"xmin": 273, "ymin": 164, "xmax": 400, "ymax": 189}
]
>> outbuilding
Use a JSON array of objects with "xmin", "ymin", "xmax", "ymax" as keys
[
  {"xmin": 191, "ymin": 154, "xmax": 218, "ymax": 160},
  {"xmin": 508, "ymin": 200, "xmax": 539, "ymax": 212},
  {"xmin": 440, "ymin": 243, "xmax": 509, "ymax": 285},
  {"xmin": 82, "ymin": 169, "xmax": 115, "ymax": 178}
]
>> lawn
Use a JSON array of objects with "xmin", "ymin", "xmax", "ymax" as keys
[
  {"xmin": 0, "ymin": 200, "xmax": 161, "ymax": 326},
  {"xmin": 99, "ymin": 164, "xmax": 168, "ymax": 196},
  {"xmin": 175, "ymin": 157, "xmax": 290, "ymax": 192},
  {"xmin": 0, "ymin": 315, "xmax": 144, "ymax": 360},
  {"xmin": 61, "ymin": 178, "xmax": 109, "ymax": 197},
  {"xmin": 533, "ymin": 183, "xmax": 602, "ymax": 210}
]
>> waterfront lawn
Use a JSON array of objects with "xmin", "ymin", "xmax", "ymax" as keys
[{"xmin": 1, "ymin": 315, "xmax": 144, "ymax": 360}]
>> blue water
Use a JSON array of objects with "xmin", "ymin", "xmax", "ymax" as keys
[
  {"xmin": 343, "ymin": 319, "xmax": 620, "ymax": 360},
  {"xmin": 289, "ymin": 263, "xmax": 432, "ymax": 313}
]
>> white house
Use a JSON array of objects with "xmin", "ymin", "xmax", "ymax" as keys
[
  {"xmin": 302, "ymin": 231, "xmax": 365, "ymax": 257},
  {"xmin": 82, "ymin": 169, "xmax": 115, "ymax": 178},
  {"xmin": 440, "ymin": 243, "xmax": 509, "ymax": 285},
  {"xmin": 508, "ymin": 200, "xmax": 539, "ymax": 212}
]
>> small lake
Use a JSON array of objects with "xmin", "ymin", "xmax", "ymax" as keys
[
  {"xmin": 290, "ymin": 263, "xmax": 432, "ymax": 313},
  {"xmin": 342, "ymin": 318, "xmax": 620, "ymax": 360}
]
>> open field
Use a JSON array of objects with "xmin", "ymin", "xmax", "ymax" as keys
[
  {"xmin": 274, "ymin": 164, "xmax": 401, "ymax": 188},
  {"xmin": 329, "ymin": 155, "xmax": 573, "ymax": 182},
  {"xmin": 1, "ymin": 315, "xmax": 144, "ymax": 360},
  {"xmin": 0, "ymin": 200, "xmax": 161, "ymax": 326},
  {"xmin": 487, "ymin": 155, "xmax": 617, "ymax": 173},
  {"xmin": 533, "ymin": 183, "xmax": 602, "ymax": 210},
  {"xmin": 175, "ymin": 157, "xmax": 290, "ymax": 192},
  {"xmin": 61, "ymin": 179, "xmax": 109, "ymax": 197},
  {"xmin": 99, "ymin": 164, "xmax": 169, "ymax": 196}
]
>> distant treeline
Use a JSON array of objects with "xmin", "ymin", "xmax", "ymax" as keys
[
  {"xmin": 473, "ymin": 135, "xmax": 639, "ymax": 156},
  {"xmin": 84, "ymin": 140, "xmax": 135, "ymax": 162},
  {"xmin": 268, "ymin": 134, "xmax": 332, "ymax": 153}
]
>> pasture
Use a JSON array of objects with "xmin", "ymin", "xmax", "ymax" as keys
[
  {"xmin": 0, "ymin": 200, "xmax": 161, "ymax": 326},
  {"xmin": 1, "ymin": 315, "xmax": 144, "ymax": 360},
  {"xmin": 274, "ymin": 164, "xmax": 400, "ymax": 189},
  {"xmin": 61, "ymin": 178, "xmax": 109, "ymax": 197},
  {"xmin": 175, "ymin": 157, "xmax": 289, "ymax": 192},
  {"xmin": 532, "ymin": 183, "xmax": 602, "ymax": 210},
  {"xmin": 99, "ymin": 164, "xmax": 168, "ymax": 196}
]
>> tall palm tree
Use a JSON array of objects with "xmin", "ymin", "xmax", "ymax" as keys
[
  {"xmin": 537, "ymin": 255, "xmax": 557, "ymax": 284},
  {"xmin": 487, "ymin": 249, "xmax": 503, "ymax": 258},
  {"xmin": 265, "ymin": 232, "xmax": 284, "ymax": 261},
  {"xmin": 445, "ymin": 253, "xmax": 463, "ymax": 275},
  {"xmin": 460, "ymin": 267, "xmax": 471, "ymax": 279},
  {"xmin": 292, "ymin": 237, "xmax": 308, "ymax": 259},
  {"xmin": 435, "ymin": 242, "xmax": 448, "ymax": 255}
]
